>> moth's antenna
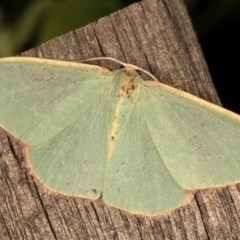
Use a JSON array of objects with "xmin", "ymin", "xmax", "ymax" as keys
[{"xmin": 80, "ymin": 57, "xmax": 158, "ymax": 82}]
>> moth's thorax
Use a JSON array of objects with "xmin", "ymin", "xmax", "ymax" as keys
[{"xmin": 112, "ymin": 68, "xmax": 141, "ymax": 100}]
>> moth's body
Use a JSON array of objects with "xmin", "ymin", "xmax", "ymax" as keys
[
  {"xmin": 0, "ymin": 57, "xmax": 240, "ymax": 216},
  {"xmin": 108, "ymin": 69, "xmax": 141, "ymax": 159}
]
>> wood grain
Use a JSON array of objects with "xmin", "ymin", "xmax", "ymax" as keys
[{"xmin": 1, "ymin": 0, "xmax": 240, "ymax": 239}]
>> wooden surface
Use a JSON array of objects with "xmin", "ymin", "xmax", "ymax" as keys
[{"xmin": 1, "ymin": 0, "xmax": 240, "ymax": 239}]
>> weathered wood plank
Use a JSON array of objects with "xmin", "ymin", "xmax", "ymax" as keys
[{"xmin": 1, "ymin": 0, "xmax": 240, "ymax": 239}]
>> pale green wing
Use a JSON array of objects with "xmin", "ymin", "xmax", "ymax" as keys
[
  {"xmin": 27, "ymin": 88, "xmax": 115, "ymax": 199},
  {"xmin": 103, "ymin": 85, "xmax": 190, "ymax": 215},
  {"xmin": 0, "ymin": 57, "xmax": 112, "ymax": 145},
  {"xmin": 141, "ymin": 81, "xmax": 240, "ymax": 189}
]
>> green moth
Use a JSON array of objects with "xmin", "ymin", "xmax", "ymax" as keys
[{"xmin": 0, "ymin": 57, "xmax": 239, "ymax": 216}]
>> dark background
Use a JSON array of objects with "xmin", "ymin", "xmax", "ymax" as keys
[{"xmin": 0, "ymin": 0, "xmax": 239, "ymax": 113}]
